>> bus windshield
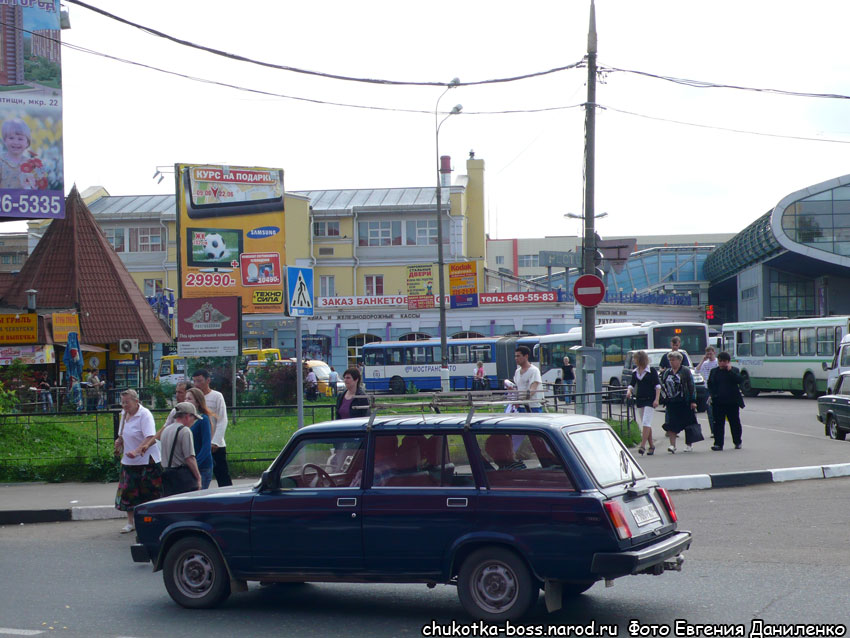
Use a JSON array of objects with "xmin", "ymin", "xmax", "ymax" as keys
[{"xmin": 652, "ymin": 325, "xmax": 707, "ymax": 355}]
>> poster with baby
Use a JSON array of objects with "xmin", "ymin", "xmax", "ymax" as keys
[{"xmin": 0, "ymin": 0, "xmax": 64, "ymax": 220}]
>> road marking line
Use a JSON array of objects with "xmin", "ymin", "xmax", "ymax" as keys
[
  {"xmin": 0, "ymin": 629, "xmax": 44, "ymax": 636},
  {"xmin": 742, "ymin": 423, "xmax": 822, "ymax": 439}
]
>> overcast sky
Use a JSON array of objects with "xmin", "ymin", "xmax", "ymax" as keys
[{"xmin": 7, "ymin": 0, "xmax": 850, "ymax": 240}]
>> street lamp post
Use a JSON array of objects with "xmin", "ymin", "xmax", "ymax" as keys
[{"xmin": 435, "ymin": 79, "xmax": 461, "ymax": 391}]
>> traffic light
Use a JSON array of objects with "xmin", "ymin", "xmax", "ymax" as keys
[{"xmin": 705, "ymin": 304, "xmax": 715, "ymax": 321}]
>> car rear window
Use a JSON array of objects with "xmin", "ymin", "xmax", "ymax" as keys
[
  {"xmin": 477, "ymin": 432, "xmax": 574, "ymax": 490},
  {"xmin": 566, "ymin": 428, "xmax": 645, "ymax": 487}
]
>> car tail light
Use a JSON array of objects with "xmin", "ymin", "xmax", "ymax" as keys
[
  {"xmin": 603, "ymin": 501, "xmax": 632, "ymax": 540},
  {"xmin": 656, "ymin": 487, "xmax": 678, "ymax": 523}
]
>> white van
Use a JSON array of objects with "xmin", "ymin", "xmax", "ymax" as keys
[{"xmin": 824, "ymin": 334, "xmax": 850, "ymax": 394}]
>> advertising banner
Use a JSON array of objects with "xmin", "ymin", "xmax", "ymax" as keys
[
  {"xmin": 407, "ymin": 264, "xmax": 435, "ymax": 310},
  {"xmin": 449, "ymin": 262, "xmax": 478, "ymax": 309},
  {"xmin": 0, "ymin": 343, "xmax": 53, "ymax": 365},
  {"xmin": 176, "ymin": 296, "xmax": 240, "ymax": 357},
  {"xmin": 478, "ymin": 291, "xmax": 559, "ymax": 305},
  {"xmin": 51, "ymin": 311, "xmax": 78, "ymax": 343},
  {"xmin": 176, "ymin": 164, "xmax": 285, "ymax": 314},
  {"xmin": 0, "ymin": 312, "xmax": 36, "ymax": 343},
  {"xmin": 0, "ymin": 0, "xmax": 64, "ymax": 220}
]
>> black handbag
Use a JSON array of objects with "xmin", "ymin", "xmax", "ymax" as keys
[{"xmin": 161, "ymin": 426, "xmax": 198, "ymax": 497}]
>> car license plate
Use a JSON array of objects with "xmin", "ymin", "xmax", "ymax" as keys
[{"xmin": 631, "ymin": 503, "xmax": 661, "ymax": 527}]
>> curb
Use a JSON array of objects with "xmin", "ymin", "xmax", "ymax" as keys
[{"xmin": 655, "ymin": 462, "xmax": 850, "ymax": 491}]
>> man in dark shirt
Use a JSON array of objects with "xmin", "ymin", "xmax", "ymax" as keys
[
  {"xmin": 707, "ymin": 351, "xmax": 745, "ymax": 451},
  {"xmin": 659, "ymin": 337, "xmax": 692, "ymax": 369}
]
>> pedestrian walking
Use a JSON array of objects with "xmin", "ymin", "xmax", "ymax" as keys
[
  {"xmin": 513, "ymin": 346, "xmax": 543, "ymax": 413},
  {"xmin": 335, "ymin": 367, "xmax": 371, "ymax": 419},
  {"xmin": 695, "ymin": 346, "xmax": 719, "ymax": 436},
  {"xmin": 473, "ymin": 361, "xmax": 486, "ymax": 390},
  {"xmin": 625, "ymin": 350, "xmax": 661, "ymax": 455},
  {"xmin": 192, "ymin": 369, "xmax": 232, "ymax": 487},
  {"xmin": 36, "ymin": 374, "xmax": 53, "ymax": 412},
  {"xmin": 114, "ymin": 389, "xmax": 162, "ymax": 533},
  {"xmin": 561, "ymin": 356, "xmax": 575, "ymax": 404},
  {"xmin": 659, "ymin": 336, "xmax": 692, "ymax": 369},
  {"xmin": 158, "ymin": 402, "xmax": 203, "ymax": 496},
  {"xmin": 328, "ymin": 366, "xmax": 339, "ymax": 394},
  {"xmin": 305, "ymin": 367, "xmax": 318, "ymax": 400},
  {"xmin": 708, "ymin": 351, "xmax": 745, "ymax": 451},
  {"xmin": 660, "ymin": 351, "xmax": 702, "ymax": 453}
]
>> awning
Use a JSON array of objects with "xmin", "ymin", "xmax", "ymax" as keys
[{"xmin": 80, "ymin": 344, "xmax": 108, "ymax": 352}]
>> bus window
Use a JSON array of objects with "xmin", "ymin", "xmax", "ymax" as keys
[
  {"xmin": 800, "ymin": 327, "xmax": 816, "ymax": 356},
  {"xmin": 723, "ymin": 331, "xmax": 734, "ymax": 354},
  {"xmin": 652, "ymin": 326, "xmax": 704, "ymax": 354},
  {"xmin": 782, "ymin": 329, "xmax": 799, "ymax": 356},
  {"xmin": 406, "ymin": 346, "xmax": 432, "ymax": 365},
  {"xmin": 363, "ymin": 349, "xmax": 384, "ymax": 366},
  {"xmin": 159, "ymin": 359, "xmax": 171, "ymax": 377},
  {"xmin": 766, "ymin": 329, "xmax": 782, "ymax": 356},
  {"xmin": 816, "ymin": 327, "xmax": 834, "ymax": 356},
  {"xmin": 602, "ymin": 337, "xmax": 625, "ymax": 366},
  {"xmin": 386, "ymin": 348, "xmax": 404, "ymax": 365},
  {"xmin": 449, "ymin": 345, "xmax": 471, "ymax": 364},
  {"xmin": 736, "ymin": 331, "xmax": 751, "ymax": 357},
  {"xmin": 470, "ymin": 344, "xmax": 492, "ymax": 363},
  {"xmin": 752, "ymin": 330, "xmax": 766, "ymax": 356}
]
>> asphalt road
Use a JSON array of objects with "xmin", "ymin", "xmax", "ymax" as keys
[{"xmin": 1, "ymin": 476, "xmax": 848, "ymax": 637}]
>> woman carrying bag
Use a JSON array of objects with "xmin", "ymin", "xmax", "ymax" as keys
[{"xmin": 660, "ymin": 351, "xmax": 704, "ymax": 453}]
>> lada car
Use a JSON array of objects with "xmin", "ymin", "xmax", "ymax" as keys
[
  {"xmin": 621, "ymin": 349, "xmax": 708, "ymax": 412},
  {"xmin": 818, "ymin": 371, "xmax": 850, "ymax": 439},
  {"xmin": 131, "ymin": 413, "xmax": 691, "ymax": 621}
]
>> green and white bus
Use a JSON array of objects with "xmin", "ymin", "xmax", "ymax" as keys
[{"xmin": 721, "ymin": 317, "xmax": 850, "ymax": 398}]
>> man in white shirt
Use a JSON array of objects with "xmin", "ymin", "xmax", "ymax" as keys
[
  {"xmin": 192, "ymin": 369, "xmax": 232, "ymax": 487},
  {"xmin": 696, "ymin": 346, "xmax": 719, "ymax": 436},
  {"xmin": 513, "ymin": 345, "xmax": 544, "ymax": 413}
]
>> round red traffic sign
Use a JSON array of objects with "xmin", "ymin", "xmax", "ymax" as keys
[{"xmin": 573, "ymin": 274, "xmax": 606, "ymax": 308}]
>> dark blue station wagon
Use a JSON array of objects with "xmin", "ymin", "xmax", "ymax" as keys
[{"xmin": 131, "ymin": 414, "xmax": 692, "ymax": 621}]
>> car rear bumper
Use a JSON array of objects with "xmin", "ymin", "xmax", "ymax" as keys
[
  {"xmin": 590, "ymin": 530, "xmax": 692, "ymax": 578},
  {"xmin": 131, "ymin": 543, "xmax": 151, "ymax": 563}
]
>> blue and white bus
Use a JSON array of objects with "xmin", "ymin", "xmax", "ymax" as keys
[{"xmin": 362, "ymin": 337, "xmax": 527, "ymax": 393}]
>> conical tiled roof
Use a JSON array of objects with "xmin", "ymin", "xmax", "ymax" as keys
[{"xmin": 0, "ymin": 186, "xmax": 171, "ymax": 344}]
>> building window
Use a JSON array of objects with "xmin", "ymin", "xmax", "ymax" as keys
[
  {"xmin": 741, "ymin": 286, "xmax": 758, "ymax": 300},
  {"xmin": 144, "ymin": 279, "xmax": 163, "ymax": 296},
  {"xmin": 129, "ymin": 227, "xmax": 164, "ymax": 252},
  {"xmin": 768, "ymin": 269, "xmax": 814, "ymax": 318},
  {"xmin": 517, "ymin": 254, "xmax": 539, "ymax": 268},
  {"xmin": 105, "ymin": 228, "xmax": 125, "ymax": 252},
  {"xmin": 495, "ymin": 256, "xmax": 505, "ymax": 265},
  {"xmin": 398, "ymin": 332, "xmax": 431, "ymax": 341},
  {"xmin": 313, "ymin": 221, "xmax": 340, "ymax": 237},
  {"xmin": 12, "ymin": 253, "xmax": 21, "ymax": 264},
  {"xmin": 320, "ymin": 275, "xmax": 335, "ymax": 297},
  {"xmin": 0, "ymin": 255, "xmax": 9, "ymax": 264},
  {"xmin": 347, "ymin": 333, "xmax": 381, "ymax": 368},
  {"xmin": 405, "ymin": 220, "xmax": 438, "ymax": 245},
  {"xmin": 358, "ymin": 221, "xmax": 402, "ymax": 247},
  {"xmin": 452, "ymin": 331, "xmax": 485, "ymax": 339},
  {"xmin": 365, "ymin": 275, "xmax": 383, "ymax": 296}
]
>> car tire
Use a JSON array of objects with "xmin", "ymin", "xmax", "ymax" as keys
[
  {"xmin": 827, "ymin": 415, "xmax": 846, "ymax": 441},
  {"xmin": 163, "ymin": 536, "xmax": 231, "ymax": 609},
  {"xmin": 457, "ymin": 547, "xmax": 538, "ymax": 621},
  {"xmin": 390, "ymin": 376, "xmax": 406, "ymax": 395},
  {"xmin": 740, "ymin": 373, "xmax": 759, "ymax": 398},
  {"xmin": 803, "ymin": 373, "xmax": 818, "ymax": 400}
]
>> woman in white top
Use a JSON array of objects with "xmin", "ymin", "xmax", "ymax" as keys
[
  {"xmin": 625, "ymin": 350, "xmax": 661, "ymax": 455},
  {"xmin": 114, "ymin": 389, "xmax": 163, "ymax": 533}
]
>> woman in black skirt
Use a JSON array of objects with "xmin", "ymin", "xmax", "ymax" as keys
[
  {"xmin": 660, "ymin": 351, "xmax": 699, "ymax": 453},
  {"xmin": 625, "ymin": 350, "xmax": 661, "ymax": 455}
]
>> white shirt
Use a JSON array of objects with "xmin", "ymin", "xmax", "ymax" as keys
[
  {"xmin": 120, "ymin": 405, "xmax": 161, "ymax": 465},
  {"xmin": 514, "ymin": 364, "xmax": 543, "ymax": 408},
  {"xmin": 697, "ymin": 358, "xmax": 719, "ymax": 378},
  {"xmin": 205, "ymin": 389, "xmax": 228, "ymax": 447}
]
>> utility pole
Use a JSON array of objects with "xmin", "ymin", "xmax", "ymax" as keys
[{"xmin": 582, "ymin": 0, "xmax": 598, "ymax": 348}]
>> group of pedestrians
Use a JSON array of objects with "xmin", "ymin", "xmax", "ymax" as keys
[
  {"xmin": 626, "ymin": 337, "xmax": 745, "ymax": 455},
  {"xmin": 112, "ymin": 368, "xmax": 232, "ymax": 534}
]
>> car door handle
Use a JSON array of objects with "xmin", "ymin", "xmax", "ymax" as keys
[
  {"xmin": 337, "ymin": 497, "xmax": 357, "ymax": 507},
  {"xmin": 446, "ymin": 498, "xmax": 468, "ymax": 508}
]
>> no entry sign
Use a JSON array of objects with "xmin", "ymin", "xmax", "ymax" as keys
[{"xmin": 573, "ymin": 274, "xmax": 606, "ymax": 308}]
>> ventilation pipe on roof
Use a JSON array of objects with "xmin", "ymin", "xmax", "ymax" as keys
[
  {"xmin": 440, "ymin": 156, "xmax": 452, "ymax": 188},
  {"xmin": 25, "ymin": 289, "xmax": 37, "ymax": 313}
]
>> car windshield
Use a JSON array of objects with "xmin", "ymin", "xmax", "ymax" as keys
[{"xmin": 565, "ymin": 427, "xmax": 645, "ymax": 487}]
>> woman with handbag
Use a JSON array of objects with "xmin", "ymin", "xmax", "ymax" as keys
[
  {"xmin": 158, "ymin": 402, "xmax": 203, "ymax": 497},
  {"xmin": 114, "ymin": 389, "xmax": 162, "ymax": 534},
  {"xmin": 625, "ymin": 350, "xmax": 661, "ymax": 455},
  {"xmin": 660, "ymin": 351, "xmax": 703, "ymax": 453}
]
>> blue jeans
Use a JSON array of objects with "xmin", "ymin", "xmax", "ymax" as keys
[{"xmin": 199, "ymin": 466, "xmax": 213, "ymax": 490}]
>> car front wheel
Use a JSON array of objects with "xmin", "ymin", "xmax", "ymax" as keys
[
  {"xmin": 827, "ymin": 415, "xmax": 846, "ymax": 441},
  {"xmin": 163, "ymin": 536, "xmax": 231, "ymax": 609},
  {"xmin": 458, "ymin": 547, "xmax": 537, "ymax": 621}
]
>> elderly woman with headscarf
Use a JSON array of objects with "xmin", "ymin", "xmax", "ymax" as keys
[
  {"xmin": 660, "ymin": 351, "xmax": 701, "ymax": 453},
  {"xmin": 114, "ymin": 389, "xmax": 163, "ymax": 533}
]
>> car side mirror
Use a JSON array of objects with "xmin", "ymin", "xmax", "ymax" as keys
[
  {"xmin": 260, "ymin": 470, "xmax": 277, "ymax": 491},
  {"xmin": 822, "ymin": 362, "xmax": 829, "ymax": 372}
]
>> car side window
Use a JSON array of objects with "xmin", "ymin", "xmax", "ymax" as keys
[
  {"xmin": 476, "ymin": 432, "xmax": 574, "ymax": 490},
  {"xmin": 841, "ymin": 347, "xmax": 850, "ymax": 368},
  {"xmin": 371, "ymin": 433, "xmax": 475, "ymax": 488},
  {"xmin": 839, "ymin": 377, "xmax": 850, "ymax": 397},
  {"xmin": 278, "ymin": 436, "xmax": 365, "ymax": 489}
]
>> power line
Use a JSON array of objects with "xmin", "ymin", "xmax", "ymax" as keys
[
  {"xmin": 65, "ymin": 0, "xmax": 585, "ymax": 88},
  {"xmin": 602, "ymin": 104, "xmax": 850, "ymax": 144}
]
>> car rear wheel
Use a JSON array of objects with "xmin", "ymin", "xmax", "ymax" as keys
[
  {"xmin": 458, "ymin": 547, "xmax": 537, "ymax": 621},
  {"xmin": 803, "ymin": 373, "xmax": 818, "ymax": 399},
  {"xmin": 163, "ymin": 536, "xmax": 231, "ymax": 609},
  {"xmin": 827, "ymin": 415, "xmax": 846, "ymax": 440},
  {"xmin": 390, "ymin": 376, "xmax": 406, "ymax": 395}
]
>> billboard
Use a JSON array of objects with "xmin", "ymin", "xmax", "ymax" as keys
[
  {"xmin": 176, "ymin": 164, "xmax": 285, "ymax": 314},
  {"xmin": 51, "ymin": 311, "xmax": 78, "ymax": 342},
  {"xmin": 406, "ymin": 264, "xmax": 435, "ymax": 310},
  {"xmin": 449, "ymin": 262, "xmax": 478, "ymax": 309},
  {"xmin": 176, "ymin": 296, "xmax": 240, "ymax": 357},
  {"xmin": 0, "ymin": 0, "xmax": 64, "ymax": 220}
]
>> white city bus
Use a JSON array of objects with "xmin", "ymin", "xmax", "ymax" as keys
[
  {"xmin": 721, "ymin": 316, "xmax": 850, "ymax": 398},
  {"xmin": 536, "ymin": 321, "xmax": 709, "ymax": 388}
]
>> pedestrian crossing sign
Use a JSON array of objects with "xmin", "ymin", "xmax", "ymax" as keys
[{"xmin": 287, "ymin": 266, "xmax": 314, "ymax": 317}]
